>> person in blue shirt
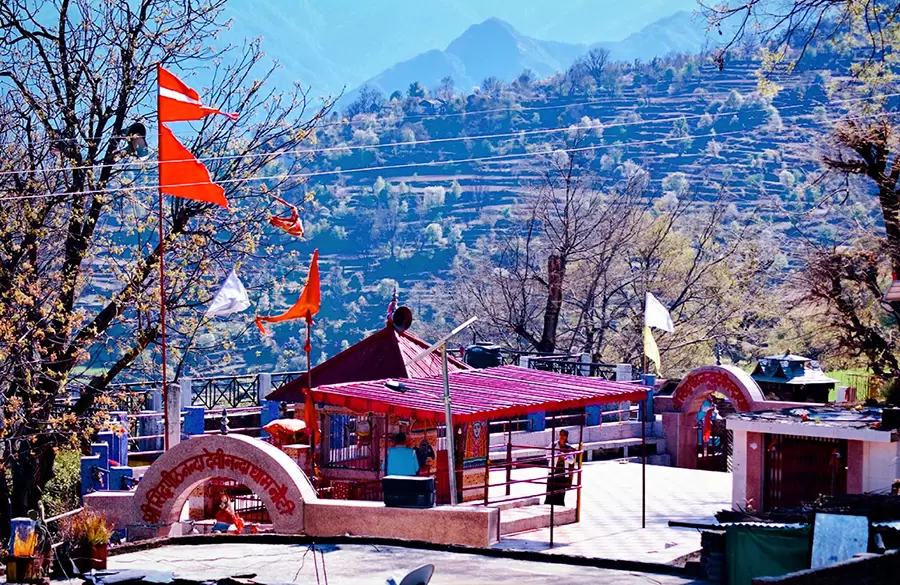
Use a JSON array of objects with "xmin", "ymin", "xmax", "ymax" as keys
[{"xmin": 383, "ymin": 433, "xmax": 420, "ymax": 476}]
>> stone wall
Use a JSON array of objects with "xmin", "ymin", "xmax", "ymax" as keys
[
  {"xmin": 85, "ymin": 434, "xmax": 501, "ymax": 548},
  {"xmin": 304, "ymin": 500, "xmax": 499, "ymax": 548},
  {"xmin": 752, "ymin": 551, "xmax": 900, "ymax": 585}
]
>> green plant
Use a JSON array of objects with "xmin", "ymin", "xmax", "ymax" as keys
[
  {"xmin": 61, "ymin": 510, "xmax": 112, "ymax": 546},
  {"xmin": 41, "ymin": 449, "xmax": 82, "ymax": 518}
]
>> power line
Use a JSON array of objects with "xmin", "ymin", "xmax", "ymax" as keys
[
  {"xmin": 2, "ymin": 91, "xmax": 896, "ymax": 178},
  {"xmin": 0, "ymin": 107, "xmax": 897, "ymax": 203},
  {"xmin": 0, "ymin": 89, "xmax": 694, "ymax": 151},
  {"xmin": 0, "ymin": 130, "xmax": 744, "ymax": 201}
]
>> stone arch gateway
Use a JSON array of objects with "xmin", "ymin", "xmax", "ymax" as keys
[
  {"xmin": 671, "ymin": 365, "xmax": 765, "ymax": 414},
  {"xmin": 132, "ymin": 434, "xmax": 317, "ymax": 535}
]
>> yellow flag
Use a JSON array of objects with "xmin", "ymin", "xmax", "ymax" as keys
[{"xmin": 643, "ymin": 326, "xmax": 661, "ymax": 374}]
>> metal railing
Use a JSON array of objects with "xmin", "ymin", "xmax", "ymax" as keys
[
  {"xmin": 192, "ymin": 375, "xmax": 259, "ymax": 409},
  {"xmin": 527, "ymin": 356, "xmax": 619, "ymax": 380},
  {"xmin": 484, "ymin": 443, "xmax": 585, "ymax": 546},
  {"xmin": 841, "ymin": 373, "xmax": 886, "ymax": 401}
]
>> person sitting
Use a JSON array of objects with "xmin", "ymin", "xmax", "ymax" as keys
[
  {"xmin": 382, "ymin": 432, "xmax": 420, "ymax": 476},
  {"xmin": 212, "ymin": 494, "xmax": 245, "ymax": 534}
]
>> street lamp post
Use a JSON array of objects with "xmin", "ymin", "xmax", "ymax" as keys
[{"xmin": 408, "ymin": 316, "xmax": 477, "ymax": 505}]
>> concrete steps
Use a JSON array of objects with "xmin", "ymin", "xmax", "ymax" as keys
[
  {"xmin": 462, "ymin": 495, "xmax": 543, "ymax": 511},
  {"xmin": 499, "ymin": 504, "xmax": 577, "ymax": 536}
]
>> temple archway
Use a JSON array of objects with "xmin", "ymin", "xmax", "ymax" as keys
[
  {"xmin": 666, "ymin": 366, "xmax": 766, "ymax": 471},
  {"xmin": 133, "ymin": 434, "xmax": 316, "ymax": 535},
  {"xmin": 672, "ymin": 365, "xmax": 764, "ymax": 415}
]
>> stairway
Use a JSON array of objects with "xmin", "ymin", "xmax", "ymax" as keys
[{"xmin": 471, "ymin": 496, "xmax": 578, "ymax": 536}]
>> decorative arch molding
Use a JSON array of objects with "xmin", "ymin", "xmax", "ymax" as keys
[
  {"xmin": 133, "ymin": 434, "xmax": 316, "ymax": 534},
  {"xmin": 671, "ymin": 365, "xmax": 764, "ymax": 414}
]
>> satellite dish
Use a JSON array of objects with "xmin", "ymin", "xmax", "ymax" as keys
[
  {"xmin": 392, "ymin": 306, "xmax": 413, "ymax": 332},
  {"xmin": 398, "ymin": 564, "xmax": 434, "ymax": 585}
]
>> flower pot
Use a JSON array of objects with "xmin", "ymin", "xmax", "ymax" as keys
[{"xmin": 73, "ymin": 542, "xmax": 108, "ymax": 573}]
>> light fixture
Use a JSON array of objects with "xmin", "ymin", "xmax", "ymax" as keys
[{"xmin": 384, "ymin": 380, "xmax": 408, "ymax": 393}]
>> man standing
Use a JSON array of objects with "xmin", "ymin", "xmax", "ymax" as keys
[{"xmin": 545, "ymin": 429, "xmax": 576, "ymax": 506}]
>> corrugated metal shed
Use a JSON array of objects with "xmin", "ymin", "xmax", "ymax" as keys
[{"xmin": 305, "ymin": 365, "xmax": 648, "ymax": 423}]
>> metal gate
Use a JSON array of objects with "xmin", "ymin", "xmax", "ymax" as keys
[{"xmin": 764, "ymin": 434, "xmax": 847, "ymax": 511}]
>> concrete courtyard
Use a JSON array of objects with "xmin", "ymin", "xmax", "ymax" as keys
[
  {"xmin": 107, "ymin": 542, "xmax": 707, "ymax": 585},
  {"xmin": 488, "ymin": 460, "xmax": 732, "ymax": 563}
]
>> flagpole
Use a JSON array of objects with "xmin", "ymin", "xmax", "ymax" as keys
[
  {"xmin": 305, "ymin": 314, "xmax": 314, "ymax": 466},
  {"xmin": 157, "ymin": 62, "xmax": 170, "ymax": 451}
]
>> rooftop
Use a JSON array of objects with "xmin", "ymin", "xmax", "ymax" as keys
[
  {"xmin": 306, "ymin": 365, "xmax": 648, "ymax": 423},
  {"xmin": 726, "ymin": 406, "xmax": 897, "ymax": 441},
  {"xmin": 751, "ymin": 353, "xmax": 839, "ymax": 386},
  {"xmin": 885, "ymin": 279, "xmax": 900, "ymax": 303},
  {"xmin": 268, "ymin": 325, "xmax": 468, "ymax": 402}
]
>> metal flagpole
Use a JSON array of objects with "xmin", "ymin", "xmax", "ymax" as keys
[
  {"xmin": 305, "ymin": 315, "xmax": 314, "ymax": 463},
  {"xmin": 408, "ymin": 316, "xmax": 478, "ymax": 506},
  {"xmin": 441, "ymin": 345, "xmax": 458, "ymax": 505},
  {"xmin": 642, "ymin": 397, "xmax": 646, "ymax": 529},
  {"xmin": 157, "ymin": 63, "xmax": 170, "ymax": 451}
]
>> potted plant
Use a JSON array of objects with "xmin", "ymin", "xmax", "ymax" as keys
[{"xmin": 61, "ymin": 510, "xmax": 112, "ymax": 573}]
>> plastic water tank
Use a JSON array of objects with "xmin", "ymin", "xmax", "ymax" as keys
[{"xmin": 464, "ymin": 343, "xmax": 503, "ymax": 369}]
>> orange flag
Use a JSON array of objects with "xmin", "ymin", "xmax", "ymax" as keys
[
  {"xmin": 159, "ymin": 66, "xmax": 238, "ymax": 122},
  {"xmin": 304, "ymin": 390, "xmax": 320, "ymax": 447},
  {"xmin": 256, "ymin": 249, "xmax": 321, "ymax": 335},
  {"xmin": 159, "ymin": 125, "xmax": 229, "ymax": 209}
]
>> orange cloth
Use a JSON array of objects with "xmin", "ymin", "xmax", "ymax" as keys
[
  {"xmin": 159, "ymin": 125, "xmax": 229, "ymax": 208},
  {"xmin": 702, "ymin": 408, "xmax": 714, "ymax": 445},
  {"xmin": 304, "ymin": 388, "xmax": 320, "ymax": 446},
  {"xmin": 263, "ymin": 418, "xmax": 308, "ymax": 447},
  {"xmin": 159, "ymin": 66, "xmax": 238, "ymax": 122},
  {"xmin": 255, "ymin": 249, "xmax": 320, "ymax": 334},
  {"xmin": 215, "ymin": 506, "xmax": 244, "ymax": 533},
  {"xmin": 269, "ymin": 196, "xmax": 305, "ymax": 237}
]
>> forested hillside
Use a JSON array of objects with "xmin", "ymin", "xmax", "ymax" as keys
[{"xmin": 148, "ymin": 45, "xmax": 887, "ymax": 380}]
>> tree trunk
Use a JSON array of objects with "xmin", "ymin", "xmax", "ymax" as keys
[
  {"xmin": 8, "ymin": 435, "xmax": 57, "ymax": 522},
  {"xmin": 877, "ymin": 185, "xmax": 900, "ymax": 278},
  {"xmin": 537, "ymin": 254, "xmax": 566, "ymax": 353},
  {"xmin": 0, "ymin": 467, "xmax": 10, "ymax": 542}
]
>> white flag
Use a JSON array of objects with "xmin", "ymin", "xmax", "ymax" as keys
[
  {"xmin": 644, "ymin": 292, "xmax": 674, "ymax": 332},
  {"xmin": 205, "ymin": 268, "xmax": 250, "ymax": 318}
]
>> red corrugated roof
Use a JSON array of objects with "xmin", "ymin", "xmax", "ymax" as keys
[
  {"xmin": 267, "ymin": 326, "xmax": 468, "ymax": 402},
  {"xmin": 305, "ymin": 365, "xmax": 648, "ymax": 423}
]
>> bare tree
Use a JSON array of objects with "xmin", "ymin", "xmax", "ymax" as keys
[
  {"xmin": 455, "ymin": 152, "xmax": 779, "ymax": 370},
  {"xmin": 0, "ymin": 0, "xmax": 333, "ymax": 527}
]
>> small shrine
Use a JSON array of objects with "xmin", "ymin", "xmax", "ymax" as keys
[{"xmin": 750, "ymin": 353, "xmax": 839, "ymax": 403}]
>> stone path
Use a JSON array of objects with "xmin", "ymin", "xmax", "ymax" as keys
[
  {"xmin": 487, "ymin": 460, "xmax": 731, "ymax": 563},
  {"xmin": 108, "ymin": 543, "xmax": 706, "ymax": 585}
]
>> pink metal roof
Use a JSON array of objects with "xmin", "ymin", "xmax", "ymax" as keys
[{"xmin": 308, "ymin": 365, "xmax": 648, "ymax": 423}]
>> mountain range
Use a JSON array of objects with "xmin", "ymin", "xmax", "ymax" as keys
[
  {"xmin": 354, "ymin": 11, "xmax": 713, "ymax": 99},
  {"xmin": 218, "ymin": 0, "xmax": 704, "ymax": 98}
]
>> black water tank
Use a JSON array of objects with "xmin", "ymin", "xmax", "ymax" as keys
[
  {"xmin": 883, "ymin": 408, "xmax": 900, "ymax": 432},
  {"xmin": 464, "ymin": 343, "xmax": 502, "ymax": 369},
  {"xmin": 382, "ymin": 475, "xmax": 435, "ymax": 508}
]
